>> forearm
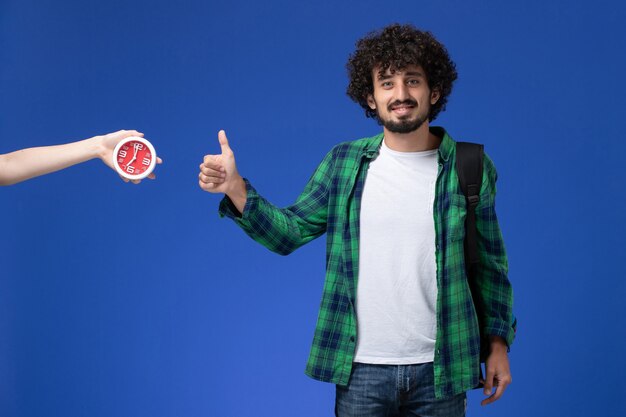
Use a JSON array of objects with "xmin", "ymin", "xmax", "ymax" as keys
[
  {"xmin": 475, "ymin": 155, "xmax": 516, "ymax": 346},
  {"xmin": 218, "ymin": 147, "xmax": 333, "ymax": 255},
  {"xmin": 0, "ymin": 136, "xmax": 104, "ymax": 186},
  {"xmin": 475, "ymin": 226, "xmax": 516, "ymax": 346},
  {"xmin": 220, "ymin": 179, "xmax": 327, "ymax": 255}
]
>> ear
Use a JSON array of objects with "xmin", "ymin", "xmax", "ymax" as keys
[
  {"xmin": 430, "ymin": 89, "xmax": 441, "ymax": 105},
  {"xmin": 367, "ymin": 94, "xmax": 376, "ymax": 110}
]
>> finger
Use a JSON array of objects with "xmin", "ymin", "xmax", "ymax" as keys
[
  {"xmin": 146, "ymin": 159, "xmax": 161, "ymax": 180},
  {"xmin": 218, "ymin": 130, "xmax": 231, "ymax": 153},
  {"xmin": 481, "ymin": 372, "xmax": 511, "ymax": 406},
  {"xmin": 131, "ymin": 179, "xmax": 141, "ymax": 185},
  {"xmin": 200, "ymin": 171, "xmax": 225, "ymax": 182},
  {"xmin": 481, "ymin": 382, "xmax": 507, "ymax": 406},
  {"xmin": 481, "ymin": 374, "xmax": 496, "ymax": 406},
  {"xmin": 483, "ymin": 368, "xmax": 495, "ymax": 397},
  {"xmin": 199, "ymin": 178, "xmax": 224, "ymax": 186},
  {"xmin": 200, "ymin": 164, "xmax": 226, "ymax": 176},
  {"xmin": 125, "ymin": 130, "xmax": 144, "ymax": 138},
  {"xmin": 199, "ymin": 172, "xmax": 225, "ymax": 184},
  {"xmin": 492, "ymin": 379, "xmax": 509, "ymax": 402},
  {"xmin": 198, "ymin": 179, "xmax": 216, "ymax": 191},
  {"xmin": 202, "ymin": 157, "xmax": 225, "ymax": 171},
  {"xmin": 481, "ymin": 391, "xmax": 495, "ymax": 406}
]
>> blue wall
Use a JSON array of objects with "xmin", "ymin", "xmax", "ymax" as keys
[{"xmin": 1, "ymin": 1, "xmax": 625, "ymax": 416}]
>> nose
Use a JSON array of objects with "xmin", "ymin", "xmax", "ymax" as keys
[{"xmin": 395, "ymin": 83, "xmax": 410, "ymax": 101}]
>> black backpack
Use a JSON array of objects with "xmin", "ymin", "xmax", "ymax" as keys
[
  {"xmin": 455, "ymin": 142, "xmax": 484, "ymax": 278},
  {"xmin": 455, "ymin": 142, "xmax": 490, "ymax": 366}
]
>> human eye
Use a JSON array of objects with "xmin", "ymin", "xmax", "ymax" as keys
[
  {"xmin": 381, "ymin": 81, "xmax": 393, "ymax": 89},
  {"xmin": 407, "ymin": 79, "xmax": 420, "ymax": 86}
]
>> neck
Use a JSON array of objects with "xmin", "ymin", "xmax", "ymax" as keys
[{"xmin": 383, "ymin": 122, "xmax": 441, "ymax": 152}]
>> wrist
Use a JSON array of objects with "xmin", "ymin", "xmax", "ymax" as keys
[
  {"xmin": 91, "ymin": 135, "xmax": 107, "ymax": 161},
  {"xmin": 489, "ymin": 335, "xmax": 508, "ymax": 352},
  {"xmin": 226, "ymin": 175, "xmax": 247, "ymax": 214},
  {"xmin": 226, "ymin": 175, "xmax": 246, "ymax": 199}
]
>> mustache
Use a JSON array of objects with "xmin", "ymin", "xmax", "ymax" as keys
[{"xmin": 387, "ymin": 99, "xmax": 417, "ymax": 111}]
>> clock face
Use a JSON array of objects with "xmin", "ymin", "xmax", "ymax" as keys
[{"xmin": 112, "ymin": 137, "xmax": 157, "ymax": 180}]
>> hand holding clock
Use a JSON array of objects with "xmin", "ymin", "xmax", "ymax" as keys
[
  {"xmin": 198, "ymin": 130, "xmax": 247, "ymax": 214},
  {"xmin": 102, "ymin": 130, "xmax": 163, "ymax": 184},
  {"xmin": 0, "ymin": 129, "xmax": 162, "ymax": 186}
]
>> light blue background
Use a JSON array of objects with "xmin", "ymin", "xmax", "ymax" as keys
[{"xmin": 1, "ymin": 1, "xmax": 625, "ymax": 416}]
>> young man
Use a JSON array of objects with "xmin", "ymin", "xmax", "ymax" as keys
[
  {"xmin": 199, "ymin": 24, "xmax": 515, "ymax": 416},
  {"xmin": 0, "ymin": 129, "xmax": 161, "ymax": 186}
]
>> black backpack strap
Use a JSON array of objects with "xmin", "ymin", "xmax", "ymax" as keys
[
  {"xmin": 455, "ymin": 142, "xmax": 484, "ymax": 277},
  {"xmin": 456, "ymin": 142, "xmax": 488, "ymax": 370}
]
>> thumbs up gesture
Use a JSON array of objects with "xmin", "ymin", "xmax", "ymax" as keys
[{"xmin": 199, "ymin": 130, "xmax": 247, "ymax": 212}]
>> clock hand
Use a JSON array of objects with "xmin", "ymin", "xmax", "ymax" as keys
[{"xmin": 126, "ymin": 144, "xmax": 140, "ymax": 166}]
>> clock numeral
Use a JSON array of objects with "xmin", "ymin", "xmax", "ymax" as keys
[
  {"xmin": 119, "ymin": 150, "xmax": 127, "ymax": 158},
  {"xmin": 126, "ymin": 165, "xmax": 135, "ymax": 174},
  {"xmin": 118, "ymin": 158, "xmax": 124, "ymax": 163},
  {"xmin": 122, "ymin": 145, "xmax": 129, "ymax": 151},
  {"xmin": 142, "ymin": 157, "xmax": 150, "ymax": 166},
  {"xmin": 134, "ymin": 143, "xmax": 144, "ymax": 151},
  {"xmin": 145, "ymin": 152, "xmax": 151, "ymax": 158}
]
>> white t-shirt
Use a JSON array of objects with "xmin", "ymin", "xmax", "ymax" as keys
[{"xmin": 354, "ymin": 139, "xmax": 439, "ymax": 364}]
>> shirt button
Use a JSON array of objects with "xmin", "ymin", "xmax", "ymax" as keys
[{"xmin": 350, "ymin": 336, "xmax": 355, "ymax": 343}]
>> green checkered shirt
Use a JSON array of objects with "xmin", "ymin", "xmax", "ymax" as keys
[{"xmin": 219, "ymin": 127, "xmax": 516, "ymax": 399}]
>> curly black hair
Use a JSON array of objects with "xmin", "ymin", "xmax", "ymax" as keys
[{"xmin": 346, "ymin": 24, "xmax": 458, "ymax": 122}]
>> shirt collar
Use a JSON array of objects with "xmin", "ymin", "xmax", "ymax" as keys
[
  {"xmin": 432, "ymin": 126, "xmax": 454, "ymax": 162},
  {"xmin": 361, "ymin": 126, "xmax": 454, "ymax": 161}
]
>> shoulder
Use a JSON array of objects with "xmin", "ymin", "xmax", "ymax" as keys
[
  {"xmin": 446, "ymin": 128, "xmax": 500, "ymax": 191},
  {"xmin": 333, "ymin": 135, "xmax": 376, "ymax": 152},
  {"xmin": 312, "ymin": 139, "xmax": 362, "ymax": 174},
  {"xmin": 330, "ymin": 133, "xmax": 383, "ymax": 157},
  {"xmin": 313, "ymin": 133, "xmax": 382, "ymax": 177},
  {"xmin": 482, "ymin": 152, "xmax": 498, "ymax": 183},
  {"xmin": 476, "ymin": 151, "xmax": 500, "ymax": 200},
  {"xmin": 452, "ymin": 139, "xmax": 498, "ymax": 184}
]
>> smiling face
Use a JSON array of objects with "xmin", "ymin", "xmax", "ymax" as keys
[{"xmin": 367, "ymin": 65, "xmax": 440, "ymax": 134}]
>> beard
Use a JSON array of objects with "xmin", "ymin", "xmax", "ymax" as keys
[{"xmin": 376, "ymin": 99, "xmax": 429, "ymax": 134}]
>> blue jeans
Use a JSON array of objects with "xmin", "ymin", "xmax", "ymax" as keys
[{"xmin": 335, "ymin": 363, "xmax": 466, "ymax": 417}]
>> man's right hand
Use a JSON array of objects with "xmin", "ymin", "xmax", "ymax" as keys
[{"xmin": 198, "ymin": 130, "xmax": 247, "ymax": 213}]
